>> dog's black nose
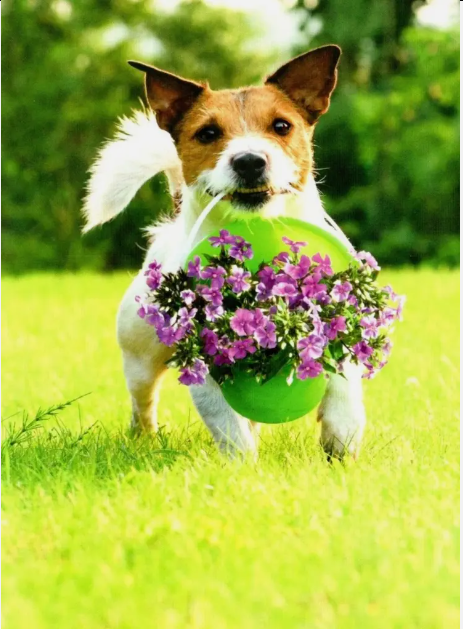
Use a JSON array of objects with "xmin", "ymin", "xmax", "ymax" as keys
[{"xmin": 231, "ymin": 152, "xmax": 267, "ymax": 182}]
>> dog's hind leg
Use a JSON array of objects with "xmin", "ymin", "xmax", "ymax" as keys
[
  {"xmin": 189, "ymin": 377, "xmax": 257, "ymax": 458},
  {"xmin": 317, "ymin": 362, "xmax": 366, "ymax": 459}
]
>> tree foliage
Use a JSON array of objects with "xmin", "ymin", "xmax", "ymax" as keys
[
  {"xmin": 294, "ymin": 0, "xmax": 459, "ymax": 265},
  {"xmin": 2, "ymin": 0, "xmax": 459, "ymax": 272}
]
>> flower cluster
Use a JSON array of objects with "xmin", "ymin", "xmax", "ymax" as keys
[{"xmin": 137, "ymin": 231, "xmax": 404, "ymax": 387}]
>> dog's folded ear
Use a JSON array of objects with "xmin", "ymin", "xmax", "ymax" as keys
[
  {"xmin": 265, "ymin": 45, "xmax": 341, "ymax": 124},
  {"xmin": 128, "ymin": 61, "xmax": 204, "ymax": 134}
]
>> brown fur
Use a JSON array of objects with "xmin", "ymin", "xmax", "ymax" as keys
[
  {"xmin": 266, "ymin": 46, "xmax": 340, "ymax": 123},
  {"xmin": 176, "ymin": 85, "xmax": 314, "ymax": 188}
]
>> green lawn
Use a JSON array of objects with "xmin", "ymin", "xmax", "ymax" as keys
[{"xmin": 2, "ymin": 270, "xmax": 460, "ymax": 629}]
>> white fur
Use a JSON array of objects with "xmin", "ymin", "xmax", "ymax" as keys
[
  {"xmin": 198, "ymin": 135, "xmax": 297, "ymax": 197},
  {"xmin": 82, "ymin": 110, "xmax": 183, "ymax": 232},
  {"xmin": 85, "ymin": 110, "xmax": 365, "ymax": 458},
  {"xmin": 318, "ymin": 362, "xmax": 366, "ymax": 457}
]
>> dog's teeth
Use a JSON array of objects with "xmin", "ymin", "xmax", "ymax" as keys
[{"xmin": 235, "ymin": 186, "xmax": 270, "ymax": 194}]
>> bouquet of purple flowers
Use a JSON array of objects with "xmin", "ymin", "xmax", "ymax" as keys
[{"xmin": 137, "ymin": 231, "xmax": 404, "ymax": 388}]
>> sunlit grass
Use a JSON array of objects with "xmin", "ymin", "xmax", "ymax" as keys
[{"xmin": 2, "ymin": 270, "xmax": 459, "ymax": 629}]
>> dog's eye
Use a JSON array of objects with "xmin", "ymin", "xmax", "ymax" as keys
[
  {"xmin": 272, "ymin": 119, "xmax": 292, "ymax": 136},
  {"xmin": 195, "ymin": 125, "xmax": 222, "ymax": 144}
]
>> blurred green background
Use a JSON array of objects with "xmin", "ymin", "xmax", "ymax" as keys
[{"xmin": 2, "ymin": 0, "xmax": 459, "ymax": 273}]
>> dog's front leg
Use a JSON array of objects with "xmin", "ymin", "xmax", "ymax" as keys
[
  {"xmin": 117, "ymin": 277, "xmax": 173, "ymax": 434},
  {"xmin": 189, "ymin": 376, "xmax": 258, "ymax": 458},
  {"xmin": 121, "ymin": 345, "xmax": 171, "ymax": 433},
  {"xmin": 317, "ymin": 362, "xmax": 366, "ymax": 459}
]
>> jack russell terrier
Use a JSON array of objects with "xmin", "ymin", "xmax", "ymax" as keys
[{"xmin": 83, "ymin": 45, "xmax": 366, "ymax": 458}]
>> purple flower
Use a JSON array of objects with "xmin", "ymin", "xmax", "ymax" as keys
[
  {"xmin": 214, "ymin": 339, "xmax": 234, "ymax": 365},
  {"xmin": 214, "ymin": 350, "xmax": 234, "ymax": 366},
  {"xmin": 258, "ymin": 266, "xmax": 276, "ymax": 288},
  {"xmin": 199, "ymin": 285, "xmax": 223, "ymax": 307},
  {"xmin": 312, "ymin": 253, "xmax": 333, "ymax": 276},
  {"xmin": 383, "ymin": 285, "xmax": 398, "ymax": 301},
  {"xmin": 362, "ymin": 360, "xmax": 387, "ymax": 380},
  {"xmin": 354, "ymin": 250, "xmax": 381, "ymax": 271},
  {"xmin": 309, "ymin": 310, "xmax": 325, "ymax": 336},
  {"xmin": 306, "ymin": 301, "xmax": 322, "ymax": 316},
  {"xmin": 301, "ymin": 272, "xmax": 326, "ymax": 299},
  {"xmin": 360, "ymin": 315, "xmax": 379, "ymax": 339},
  {"xmin": 201, "ymin": 328, "xmax": 219, "ymax": 356},
  {"xmin": 316, "ymin": 293, "xmax": 332, "ymax": 306},
  {"xmin": 230, "ymin": 338, "xmax": 256, "ymax": 360},
  {"xmin": 205, "ymin": 304, "xmax": 224, "ymax": 322},
  {"xmin": 256, "ymin": 282, "xmax": 273, "ymax": 301},
  {"xmin": 331, "ymin": 281, "xmax": 352, "ymax": 303},
  {"xmin": 138, "ymin": 303, "xmax": 167, "ymax": 329},
  {"xmin": 208, "ymin": 230, "xmax": 236, "ymax": 247},
  {"xmin": 229, "ymin": 237, "xmax": 253, "ymax": 262},
  {"xmin": 362, "ymin": 363, "xmax": 377, "ymax": 380},
  {"xmin": 284, "ymin": 255, "xmax": 311, "ymax": 280},
  {"xmin": 297, "ymin": 334, "xmax": 326, "ymax": 361},
  {"xmin": 145, "ymin": 273, "xmax": 162, "ymax": 291},
  {"xmin": 252, "ymin": 309, "xmax": 265, "ymax": 327},
  {"xmin": 201, "ymin": 266, "xmax": 226, "ymax": 289},
  {"xmin": 180, "ymin": 289, "xmax": 196, "ymax": 307},
  {"xmin": 179, "ymin": 359, "xmax": 209, "ymax": 386},
  {"xmin": 324, "ymin": 316, "xmax": 347, "ymax": 340},
  {"xmin": 353, "ymin": 341, "xmax": 374, "ymax": 363},
  {"xmin": 144, "ymin": 263, "xmax": 163, "ymax": 290},
  {"xmin": 272, "ymin": 281, "xmax": 298, "ymax": 299},
  {"xmin": 178, "ymin": 307, "xmax": 197, "ymax": 330},
  {"xmin": 395, "ymin": 295, "xmax": 406, "ymax": 321},
  {"xmin": 378, "ymin": 307, "xmax": 397, "ymax": 327},
  {"xmin": 288, "ymin": 294, "xmax": 303, "ymax": 310},
  {"xmin": 254, "ymin": 320, "xmax": 277, "ymax": 349},
  {"xmin": 282, "ymin": 236, "xmax": 307, "ymax": 254},
  {"xmin": 347, "ymin": 294, "xmax": 358, "ymax": 307},
  {"xmin": 382, "ymin": 338, "xmax": 393, "ymax": 355},
  {"xmin": 230, "ymin": 309, "xmax": 256, "ymax": 336},
  {"xmin": 187, "ymin": 256, "xmax": 201, "ymax": 278},
  {"xmin": 273, "ymin": 252, "xmax": 290, "ymax": 264},
  {"xmin": 297, "ymin": 359, "xmax": 323, "ymax": 380},
  {"xmin": 157, "ymin": 324, "xmax": 186, "ymax": 347},
  {"xmin": 227, "ymin": 266, "xmax": 251, "ymax": 294}
]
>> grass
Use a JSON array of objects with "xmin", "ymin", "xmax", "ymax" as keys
[{"xmin": 2, "ymin": 269, "xmax": 460, "ymax": 629}]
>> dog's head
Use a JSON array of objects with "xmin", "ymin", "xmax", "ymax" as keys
[{"xmin": 129, "ymin": 46, "xmax": 340, "ymax": 211}]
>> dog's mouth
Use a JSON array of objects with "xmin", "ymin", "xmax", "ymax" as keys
[
  {"xmin": 227, "ymin": 186, "xmax": 272, "ymax": 209},
  {"xmin": 206, "ymin": 185, "xmax": 287, "ymax": 210},
  {"xmin": 233, "ymin": 185, "xmax": 271, "ymax": 194},
  {"xmin": 204, "ymin": 183, "xmax": 297, "ymax": 210},
  {"xmin": 223, "ymin": 185, "xmax": 271, "ymax": 199}
]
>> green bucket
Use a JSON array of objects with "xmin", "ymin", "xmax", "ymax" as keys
[{"xmin": 187, "ymin": 216, "xmax": 353, "ymax": 423}]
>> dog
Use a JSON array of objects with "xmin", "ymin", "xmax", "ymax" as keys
[{"xmin": 83, "ymin": 45, "xmax": 366, "ymax": 458}]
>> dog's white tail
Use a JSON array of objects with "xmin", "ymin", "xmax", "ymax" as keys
[{"xmin": 82, "ymin": 109, "xmax": 182, "ymax": 232}]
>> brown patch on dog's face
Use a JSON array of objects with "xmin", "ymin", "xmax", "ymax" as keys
[{"xmin": 175, "ymin": 85, "xmax": 314, "ymax": 188}]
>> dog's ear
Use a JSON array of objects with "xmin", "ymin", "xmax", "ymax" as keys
[
  {"xmin": 265, "ymin": 45, "xmax": 341, "ymax": 124},
  {"xmin": 128, "ymin": 61, "xmax": 204, "ymax": 133}
]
